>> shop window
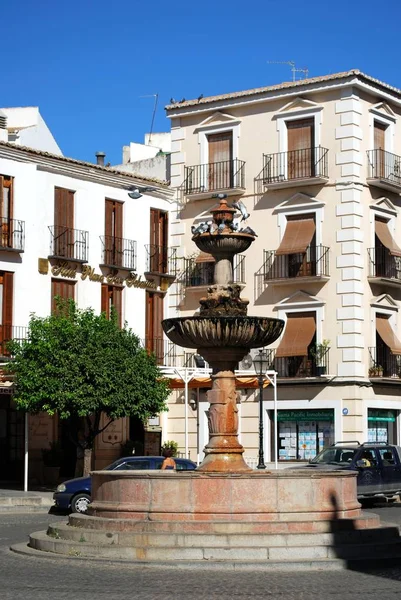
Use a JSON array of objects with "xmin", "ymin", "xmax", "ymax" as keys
[
  {"xmin": 273, "ymin": 409, "xmax": 334, "ymax": 461},
  {"xmin": 368, "ymin": 409, "xmax": 397, "ymax": 444}
]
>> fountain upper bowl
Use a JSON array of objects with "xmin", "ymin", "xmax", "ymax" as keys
[
  {"xmin": 162, "ymin": 316, "xmax": 284, "ymax": 350},
  {"xmin": 193, "ymin": 233, "xmax": 254, "ymax": 257}
]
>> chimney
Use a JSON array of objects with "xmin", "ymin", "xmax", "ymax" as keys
[
  {"xmin": 0, "ymin": 111, "xmax": 8, "ymax": 143},
  {"xmin": 95, "ymin": 151, "xmax": 106, "ymax": 166}
]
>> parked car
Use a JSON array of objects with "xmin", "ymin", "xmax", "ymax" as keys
[
  {"xmin": 300, "ymin": 442, "xmax": 401, "ymax": 501},
  {"xmin": 53, "ymin": 455, "xmax": 197, "ymax": 514}
]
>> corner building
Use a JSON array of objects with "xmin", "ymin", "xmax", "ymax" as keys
[{"xmin": 165, "ymin": 70, "xmax": 401, "ymax": 464}]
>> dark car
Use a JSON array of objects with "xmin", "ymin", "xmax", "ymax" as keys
[
  {"xmin": 53, "ymin": 455, "xmax": 197, "ymax": 514},
  {"xmin": 301, "ymin": 442, "xmax": 401, "ymax": 501}
]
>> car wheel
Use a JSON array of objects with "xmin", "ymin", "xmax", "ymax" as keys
[{"xmin": 71, "ymin": 493, "xmax": 91, "ymax": 514}]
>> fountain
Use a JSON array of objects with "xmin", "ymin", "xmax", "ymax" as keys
[
  {"xmin": 23, "ymin": 198, "xmax": 400, "ymax": 569},
  {"xmin": 162, "ymin": 196, "xmax": 284, "ymax": 472}
]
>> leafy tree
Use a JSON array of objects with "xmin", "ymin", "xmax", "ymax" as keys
[{"xmin": 8, "ymin": 299, "xmax": 170, "ymax": 474}]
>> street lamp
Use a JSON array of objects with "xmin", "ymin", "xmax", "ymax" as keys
[{"xmin": 253, "ymin": 349, "xmax": 270, "ymax": 470}]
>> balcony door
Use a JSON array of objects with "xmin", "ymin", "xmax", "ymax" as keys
[
  {"xmin": 0, "ymin": 176, "xmax": 13, "ymax": 248},
  {"xmin": 145, "ymin": 291, "xmax": 164, "ymax": 364},
  {"xmin": 0, "ymin": 271, "xmax": 13, "ymax": 355},
  {"xmin": 149, "ymin": 209, "xmax": 168, "ymax": 273},
  {"xmin": 374, "ymin": 121, "xmax": 387, "ymax": 178},
  {"xmin": 101, "ymin": 284, "xmax": 122, "ymax": 327},
  {"xmin": 287, "ymin": 119, "xmax": 314, "ymax": 179},
  {"xmin": 105, "ymin": 199, "xmax": 123, "ymax": 267},
  {"xmin": 207, "ymin": 132, "xmax": 233, "ymax": 190},
  {"xmin": 54, "ymin": 187, "xmax": 74, "ymax": 258}
]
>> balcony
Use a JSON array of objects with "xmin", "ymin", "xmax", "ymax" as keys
[
  {"xmin": 182, "ymin": 254, "xmax": 245, "ymax": 289},
  {"xmin": 254, "ymin": 147, "xmax": 329, "ymax": 193},
  {"xmin": 100, "ymin": 236, "xmax": 136, "ymax": 271},
  {"xmin": 266, "ymin": 347, "xmax": 330, "ymax": 379},
  {"xmin": 49, "ymin": 226, "xmax": 88, "ymax": 263},
  {"xmin": 0, "ymin": 219, "xmax": 25, "ymax": 253},
  {"xmin": 182, "ymin": 159, "xmax": 246, "ymax": 200},
  {"xmin": 141, "ymin": 338, "xmax": 177, "ymax": 367},
  {"xmin": 145, "ymin": 245, "xmax": 177, "ymax": 279},
  {"xmin": 0, "ymin": 325, "xmax": 29, "ymax": 359},
  {"xmin": 368, "ymin": 347, "xmax": 401, "ymax": 379},
  {"xmin": 367, "ymin": 149, "xmax": 401, "ymax": 193},
  {"xmin": 368, "ymin": 247, "xmax": 401, "ymax": 287}
]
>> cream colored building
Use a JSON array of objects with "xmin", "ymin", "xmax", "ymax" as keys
[{"xmin": 163, "ymin": 69, "xmax": 401, "ymax": 465}]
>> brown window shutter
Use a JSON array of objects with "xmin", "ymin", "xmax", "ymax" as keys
[
  {"xmin": 112, "ymin": 287, "xmax": 123, "ymax": 328},
  {"xmin": 374, "ymin": 121, "xmax": 386, "ymax": 150},
  {"xmin": 51, "ymin": 278, "xmax": 75, "ymax": 313},
  {"xmin": 105, "ymin": 200, "xmax": 113, "ymax": 238},
  {"xmin": 150, "ymin": 209, "xmax": 159, "ymax": 247},
  {"xmin": 208, "ymin": 132, "xmax": 233, "ymax": 163},
  {"xmin": 114, "ymin": 201, "xmax": 123, "ymax": 239},
  {"xmin": 375, "ymin": 218, "xmax": 401, "ymax": 257},
  {"xmin": 276, "ymin": 217, "xmax": 316, "ymax": 255},
  {"xmin": 3, "ymin": 271, "xmax": 13, "ymax": 341},
  {"xmin": 101, "ymin": 283, "xmax": 109, "ymax": 316},
  {"xmin": 54, "ymin": 188, "xmax": 74, "ymax": 229},
  {"xmin": 287, "ymin": 119, "xmax": 314, "ymax": 151}
]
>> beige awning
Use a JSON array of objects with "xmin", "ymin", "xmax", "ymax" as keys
[
  {"xmin": 376, "ymin": 315, "xmax": 401, "ymax": 355},
  {"xmin": 276, "ymin": 218, "xmax": 316, "ymax": 256},
  {"xmin": 195, "ymin": 252, "xmax": 215, "ymax": 263},
  {"xmin": 375, "ymin": 219, "xmax": 401, "ymax": 257},
  {"xmin": 275, "ymin": 313, "xmax": 316, "ymax": 358}
]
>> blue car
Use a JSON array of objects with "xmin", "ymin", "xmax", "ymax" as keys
[
  {"xmin": 53, "ymin": 455, "xmax": 197, "ymax": 514},
  {"xmin": 302, "ymin": 442, "xmax": 401, "ymax": 501}
]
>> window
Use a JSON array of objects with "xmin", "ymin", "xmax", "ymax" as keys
[
  {"xmin": 0, "ymin": 175, "xmax": 13, "ymax": 247},
  {"xmin": 114, "ymin": 459, "xmax": 151, "ymax": 470},
  {"xmin": 101, "ymin": 284, "xmax": 122, "ymax": 327},
  {"xmin": 375, "ymin": 314, "xmax": 401, "ymax": 377},
  {"xmin": 207, "ymin": 132, "xmax": 233, "ymax": 189},
  {"xmin": 0, "ymin": 271, "xmax": 13, "ymax": 353},
  {"xmin": 51, "ymin": 278, "xmax": 75, "ymax": 314},
  {"xmin": 145, "ymin": 291, "xmax": 164, "ymax": 363},
  {"xmin": 287, "ymin": 118, "xmax": 315, "ymax": 179},
  {"xmin": 104, "ymin": 199, "xmax": 123, "ymax": 267},
  {"xmin": 271, "ymin": 214, "xmax": 316, "ymax": 279},
  {"xmin": 275, "ymin": 312, "xmax": 317, "ymax": 377},
  {"xmin": 373, "ymin": 217, "xmax": 401, "ymax": 279},
  {"xmin": 149, "ymin": 209, "xmax": 168, "ymax": 273},
  {"xmin": 53, "ymin": 188, "xmax": 75, "ymax": 258}
]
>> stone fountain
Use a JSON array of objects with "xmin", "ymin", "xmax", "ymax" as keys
[
  {"xmin": 162, "ymin": 197, "xmax": 284, "ymax": 472},
  {"xmin": 23, "ymin": 199, "xmax": 400, "ymax": 569}
]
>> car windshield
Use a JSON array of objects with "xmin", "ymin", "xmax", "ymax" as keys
[{"xmin": 310, "ymin": 447, "xmax": 358, "ymax": 465}]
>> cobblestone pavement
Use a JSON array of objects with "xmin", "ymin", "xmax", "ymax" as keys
[{"xmin": 1, "ymin": 512, "xmax": 401, "ymax": 599}]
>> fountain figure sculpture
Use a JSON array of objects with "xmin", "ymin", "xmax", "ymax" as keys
[{"xmin": 162, "ymin": 198, "xmax": 284, "ymax": 471}]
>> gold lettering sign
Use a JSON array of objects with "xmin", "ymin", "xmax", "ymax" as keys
[{"xmin": 50, "ymin": 262, "xmax": 158, "ymax": 291}]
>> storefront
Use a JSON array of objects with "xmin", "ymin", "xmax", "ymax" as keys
[
  {"xmin": 367, "ymin": 409, "xmax": 397, "ymax": 444},
  {"xmin": 274, "ymin": 409, "xmax": 334, "ymax": 461}
]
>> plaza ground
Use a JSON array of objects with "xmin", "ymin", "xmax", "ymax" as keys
[{"xmin": 1, "ymin": 505, "xmax": 401, "ymax": 599}]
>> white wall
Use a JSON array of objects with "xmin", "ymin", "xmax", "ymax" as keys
[{"xmin": 0, "ymin": 107, "xmax": 62, "ymax": 155}]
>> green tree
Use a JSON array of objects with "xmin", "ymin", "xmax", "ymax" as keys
[{"xmin": 8, "ymin": 299, "xmax": 170, "ymax": 474}]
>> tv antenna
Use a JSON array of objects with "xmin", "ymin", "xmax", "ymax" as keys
[
  {"xmin": 267, "ymin": 61, "xmax": 309, "ymax": 82},
  {"xmin": 139, "ymin": 93, "xmax": 159, "ymax": 145}
]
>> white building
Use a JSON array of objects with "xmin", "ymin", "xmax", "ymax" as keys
[
  {"xmin": 0, "ymin": 106, "xmax": 62, "ymax": 155},
  {"xmin": 113, "ymin": 133, "xmax": 172, "ymax": 183},
  {"xmin": 0, "ymin": 136, "xmax": 176, "ymax": 484}
]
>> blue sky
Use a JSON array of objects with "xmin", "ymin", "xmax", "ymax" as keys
[{"xmin": 3, "ymin": 0, "xmax": 401, "ymax": 165}]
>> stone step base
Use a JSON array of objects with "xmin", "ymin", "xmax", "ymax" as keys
[
  {"xmin": 71, "ymin": 512, "xmax": 381, "ymax": 534},
  {"xmin": 29, "ymin": 529, "xmax": 401, "ymax": 562},
  {"xmin": 47, "ymin": 522, "xmax": 400, "ymax": 548}
]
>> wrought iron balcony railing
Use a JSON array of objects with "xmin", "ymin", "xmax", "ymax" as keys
[
  {"xmin": 368, "ymin": 247, "xmax": 401, "ymax": 282},
  {"xmin": 0, "ymin": 218, "xmax": 25, "ymax": 252},
  {"xmin": 255, "ymin": 147, "xmax": 328, "ymax": 186},
  {"xmin": 367, "ymin": 149, "xmax": 401, "ymax": 190},
  {"xmin": 263, "ymin": 245, "xmax": 330, "ymax": 281},
  {"xmin": 49, "ymin": 226, "xmax": 88, "ymax": 263},
  {"xmin": 183, "ymin": 254, "xmax": 245, "ymax": 288},
  {"xmin": 368, "ymin": 347, "xmax": 401, "ymax": 379},
  {"xmin": 266, "ymin": 348, "xmax": 330, "ymax": 378},
  {"xmin": 141, "ymin": 338, "xmax": 177, "ymax": 367},
  {"xmin": 100, "ymin": 235, "xmax": 137, "ymax": 270},
  {"xmin": 145, "ymin": 245, "xmax": 177, "ymax": 276},
  {"xmin": 183, "ymin": 159, "xmax": 245, "ymax": 195},
  {"xmin": 0, "ymin": 325, "xmax": 29, "ymax": 358}
]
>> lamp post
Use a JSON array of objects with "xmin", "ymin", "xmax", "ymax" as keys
[{"xmin": 253, "ymin": 349, "xmax": 269, "ymax": 470}]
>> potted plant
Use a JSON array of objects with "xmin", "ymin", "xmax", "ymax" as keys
[
  {"xmin": 310, "ymin": 340, "xmax": 330, "ymax": 376},
  {"xmin": 41, "ymin": 440, "xmax": 63, "ymax": 486}
]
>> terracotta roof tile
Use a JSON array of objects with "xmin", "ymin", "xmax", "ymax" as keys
[
  {"xmin": 166, "ymin": 70, "xmax": 401, "ymax": 111},
  {"xmin": 0, "ymin": 141, "xmax": 169, "ymax": 187}
]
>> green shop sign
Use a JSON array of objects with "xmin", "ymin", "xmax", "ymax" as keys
[
  {"xmin": 368, "ymin": 409, "xmax": 396, "ymax": 423},
  {"xmin": 277, "ymin": 409, "xmax": 334, "ymax": 422}
]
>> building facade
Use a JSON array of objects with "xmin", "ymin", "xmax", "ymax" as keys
[
  {"xmin": 0, "ymin": 139, "xmax": 176, "ymax": 484},
  {"xmin": 164, "ymin": 70, "xmax": 401, "ymax": 465}
]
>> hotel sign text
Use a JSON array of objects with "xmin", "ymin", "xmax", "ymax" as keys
[{"xmin": 50, "ymin": 262, "xmax": 158, "ymax": 290}]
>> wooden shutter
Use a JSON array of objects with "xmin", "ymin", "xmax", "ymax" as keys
[
  {"xmin": 101, "ymin": 283, "xmax": 109, "ymax": 316},
  {"xmin": 3, "ymin": 272, "xmax": 13, "ymax": 343},
  {"xmin": 54, "ymin": 188, "xmax": 74, "ymax": 229},
  {"xmin": 374, "ymin": 121, "xmax": 386, "ymax": 150},
  {"xmin": 287, "ymin": 118, "xmax": 314, "ymax": 179},
  {"xmin": 0, "ymin": 176, "xmax": 13, "ymax": 247},
  {"xmin": 114, "ymin": 201, "xmax": 123, "ymax": 239},
  {"xmin": 51, "ymin": 278, "xmax": 75, "ymax": 313},
  {"xmin": 105, "ymin": 200, "xmax": 114, "ymax": 238},
  {"xmin": 112, "ymin": 287, "xmax": 123, "ymax": 328},
  {"xmin": 208, "ymin": 132, "xmax": 233, "ymax": 190}
]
